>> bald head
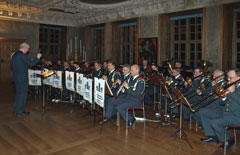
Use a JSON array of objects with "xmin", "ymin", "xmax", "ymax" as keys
[
  {"xmin": 130, "ymin": 64, "xmax": 140, "ymax": 77},
  {"xmin": 19, "ymin": 42, "xmax": 30, "ymax": 54}
]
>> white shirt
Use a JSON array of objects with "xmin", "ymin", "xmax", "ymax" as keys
[
  {"xmin": 124, "ymin": 73, "xmax": 130, "ymax": 79},
  {"xmin": 109, "ymin": 69, "xmax": 115, "ymax": 75},
  {"xmin": 133, "ymin": 75, "xmax": 139, "ymax": 80}
]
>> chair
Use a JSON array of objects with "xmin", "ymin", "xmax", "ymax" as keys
[
  {"xmin": 224, "ymin": 125, "xmax": 240, "ymax": 155},
  {"xmin": 125, "ymin": 93, "xmax": 145, "ymax": 135}
]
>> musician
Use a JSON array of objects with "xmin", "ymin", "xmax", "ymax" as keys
[
  {"xmin": 102, "ymin": 60, "xmax": 109, "ymax": 75},
  {"xmin": 102, "ymin": 61, "xmax": 121, "ymax": 96},
  {"xmin": 196, "ymin": 70, "xmax": 226, "ymax": 136},
  {"xmin": 69, "ymin": 60, "xmax": 75, "ymax": 71},
  {"xmin": 63, "ymin": 61, "xmax": 71, "ymax": 71},
  {"xmin": 141, "ymin": 59, "xmax": 152, "ymax": 79},
  {"xmin": 101, "ymin": 64, "xmax": 145, "ymax": 127},
  {"xmin": 200, "ymin": 69, "xmax": 240, "ymax": 150},
  {"xmin": 101, "ymin": 64, "xmax": 131, "ymax": 123},
  {"xmin": 167, "ymin": 67, "xmax": 186, "ymax": 116},
  {"xmin": 82, "ymin": 61, "xmax": 91, "ymax": 75},
  {"xmin": 56, "ymin": 60, "xmax": 63, "ymax": 71},
  {"xmin": 62, "ymin": 61, "xmax": 71, "ymax": 99},
  {"xmin": 182, "ymin": 67, "xmax": 204, "ymax": 120},
  {"xmin": 74, "ymin": 63, "xmax": 81, "ymax": 73},
  {"xmin": 169, "ymin": 67, "xmax": 185, "ymax": 92},
  {"xmin": 91, "ymin": 61, "xmax": 103, "ymax": 78},
  {"xmin": 144, "ymin": 63, "xmax": 162, "ymax": 106},
  {"xmin": 118, "ymin": 64, "xmax": 131, "ymax": 84},
  {"xmin": 10, "ymin": 42, "xmax": 42, "ymax": 116}
]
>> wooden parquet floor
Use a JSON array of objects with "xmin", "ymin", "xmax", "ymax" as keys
[{"xmin": 0, "ymin": 83, "xmax": 239, "ymax": 155}]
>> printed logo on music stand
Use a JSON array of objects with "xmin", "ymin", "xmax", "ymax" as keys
[
  {"xmin": 78, "ymin": 77, "xmax": 82, "ymax": 84},
  {"xmin": 67, "ymin": 74, "xmax": 72, "ymax": 81},
  {"xmin": 96, "ymin": 82, "xmax": 103, "ymax": 93},
  {"xmin": 30, "ymin": 73, "xmax": 36, "ymax": 78},
  {"xmin": 85, "ymin": 81, "xmax": 90, "ymax": 90},
  {"xmin": 55, "ymin": 73, "xmax": 60, "ymax": 80}
]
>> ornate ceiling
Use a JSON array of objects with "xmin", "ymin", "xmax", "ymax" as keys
[{"xmin": 0, "ymin": 0, "xmax": 239, "ymax": 27}]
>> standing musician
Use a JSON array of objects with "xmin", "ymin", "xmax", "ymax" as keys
[
  {"xmin": 101, "ymin": 64, "xmax": 145, "ymax": 127},
  {"xmin": 11, "ymin": 42, "xmax": 42, "ymax": 116},
  {"xmin": 200, "ymin": 69, "xmax": 240, "ymax": 150}
]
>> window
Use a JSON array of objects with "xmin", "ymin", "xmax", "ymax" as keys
[
  {"xmin": 113, "ymin": 21, "xmax": 137, "ymax": 64},
  {"xmin": 170, "ymin": 14, "xmax": 202, "ymax": 67},
  {"xmin": 39, "ymin": 25, "xmax": 64, "ymax": 62},
  {"xmin": 92, "ymin": 26, "xmax": 104, "ymax": 62},
  {"xmin": 233, "ymin": 10, "xmax": 240, "ymax": 68}
]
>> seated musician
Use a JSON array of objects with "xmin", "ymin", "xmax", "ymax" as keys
[
  {"xmin": 102, "ymin": 61, "xmax": 121, "ymax": 94},
  {"xmin": 144, "ymin": 63, "xmax": 162, "ymax": 106},
  {"xmin": 101, "ymin": 64, "xmax": 145, "ymax": 127},
  {"xmin": 82, "ymin": 61, "xmax": 91, "ymax": 75},
  {"xmin": 168, "ymin": 67, "xmax": 186, "ymax": 116},
  {"xmin": 194, "ymin": 69, "xmax": 226, "ymax": 127},
  {"xmin": 74, "ymin": 63, "xmax": 81, "ymax": 73},
  {"xmin": 117, "ymin": 64, "xmax": 131, "ymax": 84},
  {"xmin": 55, "ymin": 60, "xmax": 63, "ymax": 71},
  {"xmin": 91, "ymin": 61, "xmax": 104, "ymax": 78},
  {"xmin": 200, "ymin": 69, "xmax": 240, "ymax": 150},
  {"xmin": 100, "ymin": 61, "xmax": 121, "ymax": 116},
  {"xmin": 169, "ymin": 67, "xmax": 185, "ymax": 91},
  {"xmin": 182, "ymin": 66, "xmax": 205, "ymax": 120},
  {"xmin": 69, "ymin": 60, "xmax": 75, "ymax": 71},
  {"xmin": 102, "ymin": 60, "xmax": 109, "ymax": 75}
]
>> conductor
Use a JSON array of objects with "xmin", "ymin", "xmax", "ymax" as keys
[{"xmin": 10, "ymin": 42, "xmax": 42, "ymax": 116}]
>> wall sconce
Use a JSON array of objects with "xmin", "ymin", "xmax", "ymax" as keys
[{"xmin": 0, "ymin": 10, "xmax": 3, "ymax": 15}]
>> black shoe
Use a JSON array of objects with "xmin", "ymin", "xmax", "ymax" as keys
[
  {"xmin": 127, "ymin": 118, "xmax": 136, "ymax": 127},
  {"xmin": 200, "ymin": 137, "xmax": 219, "ymax": 144},
  {"xmin": 99, "ymin": 118, "xmax": 110, "ymax": 125},
  {"xmin": 220, "ymin": 138, "xmax": 235, "ymax": 150}
]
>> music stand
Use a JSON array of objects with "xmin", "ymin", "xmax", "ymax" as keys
[
  {"xmin": 168, "ymin": 87, "xmax": 193, "ymax": 149},
  {"xmin": 159, "ymin": 80, "xmax": 175, "ymax": 126},
  {"xmin": 37, "ymin": 70, "xmax": 56, "ymax": 113}
]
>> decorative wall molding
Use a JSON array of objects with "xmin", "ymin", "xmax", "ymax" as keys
[{"xmin": 0, "ymin": 0, "xmax": 239, "ymax": 26}]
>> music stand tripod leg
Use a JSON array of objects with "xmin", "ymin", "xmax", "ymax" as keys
[{"xmin": 171, "ymin": 103, "xmax": 193, "ymax": 149}]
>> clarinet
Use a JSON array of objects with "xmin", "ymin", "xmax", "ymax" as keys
[{"xmin": 115, "ymin": 75, "xmax": 132, "ymax": 97}]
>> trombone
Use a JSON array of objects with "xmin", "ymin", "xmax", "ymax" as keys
[{"xmin": 190, "ymin": 79, "xmax": 240, "ymax": 112}]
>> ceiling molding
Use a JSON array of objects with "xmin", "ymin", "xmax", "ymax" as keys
[{"xmin": 0, "ymin": 0, "xmax": 239, "ymax": 27}]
